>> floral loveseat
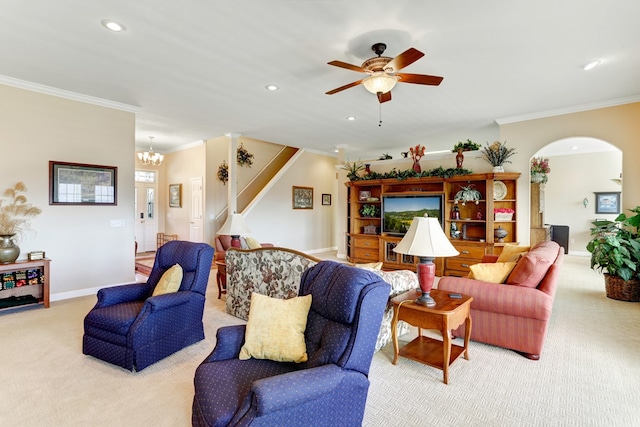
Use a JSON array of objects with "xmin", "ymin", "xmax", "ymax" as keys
[{"xmin": 224, "ymin": 247, "xmax": 417, "ymax": 352}]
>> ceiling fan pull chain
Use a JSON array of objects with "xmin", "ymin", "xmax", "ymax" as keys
[{"xmin": 379, "ymin": 102, "xmax": 382, "ymax": 127}]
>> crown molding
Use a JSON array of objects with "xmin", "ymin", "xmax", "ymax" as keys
[
  {"xmin": 0, "ymin": 74, "xmax": 140, "ymax": 113},
  {"xmin": 495, "ymin": 95, "xmax": 640, "ymax": 125}
]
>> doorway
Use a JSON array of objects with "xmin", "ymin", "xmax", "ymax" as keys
[{"xmin": 135, "ymin": 171, "xmax": 159, "ymax": 253}]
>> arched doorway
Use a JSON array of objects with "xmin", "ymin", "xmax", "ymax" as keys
[{"xmin": 530, "ymin": 137, "xmax": 622, "ymax": 255}]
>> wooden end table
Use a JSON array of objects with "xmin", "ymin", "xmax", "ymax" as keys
[
  {"xmin": 391, "ymin": 288, "xmax": 472, "ymax": 384},
  {"xmin": 215, "ymin": 260, "xmax": 226, "ymax": 299}
]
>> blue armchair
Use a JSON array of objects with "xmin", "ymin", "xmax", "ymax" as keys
[
  {"xmin": 191, "ymin": 260, "xmax": 391, "ymax": 427},
  {"xmin": 83, "ymin": 240, "xmax": 214, "ymax": 371}
]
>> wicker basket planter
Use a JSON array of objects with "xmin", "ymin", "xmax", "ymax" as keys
[
  {"xmin": 495, "ymin": 213, "xmax": 513, "ymax": 221},
  {"xmin": 604, "ymin": 274, "xmax": 640, "ymax": 302}
]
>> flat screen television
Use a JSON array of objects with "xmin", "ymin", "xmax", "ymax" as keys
[{"xmin": 382, "ymin": 194, "xmax": 444, "ymax": 235}]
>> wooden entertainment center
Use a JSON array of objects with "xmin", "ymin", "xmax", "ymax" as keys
[
  {"xmin": 0, "ymin": 258, "xmax": 50, "ymax": 312},
  {"xmin": 346, "ymin": 172, "xmax": 520, "ymax": 276}
]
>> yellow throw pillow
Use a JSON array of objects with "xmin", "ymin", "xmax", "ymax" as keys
[
  {"xmin": 468, "ymin": 262, "xmax": 516, "ymax": 284},
  {"xmin": 152, "ymin": 264, "xmax": 183, "ymax": 296},
  {"xmin": 239, "ymin": 293, "xmax": 312, "ymax": 363},
  {"xmin": 244, "ymin": 236, "xmax": 262, "ymax": 249},
  {"xmin": 354, "ymin": 261, "xmax": 383, "ymax": 270},
  {"xmin": 497, "ymin": 244, "xmax": 530, "ymax": 263}
]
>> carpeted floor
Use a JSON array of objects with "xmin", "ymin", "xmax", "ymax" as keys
[{"xmin": 0, "ymin": 255, "xmax": 638, "ymax": 426}]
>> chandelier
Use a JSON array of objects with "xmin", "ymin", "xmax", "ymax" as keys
[{"xmin": 137, "ymin": 136, "xmax": 164, "ymax": 166}]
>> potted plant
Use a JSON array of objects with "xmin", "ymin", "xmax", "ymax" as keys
[
  {"xmin": 587, "ymin": 206, "xmax": 640, "ymax": 301},
  {"xmin": 360, "ymin": 204, "xmax": 379, "ymax": 217},
  {"xmin": 340, "ymin": 160, "xmax": 365, "ymax": 181},
  {"xmin": 530, "ymin": 157, "xmax": 550, "ymax": 184},
  {"xmin": 0, "ymin": 182, "xmax": 42, "ymax": 263},
  {"xmin": 479, "ymin": 141, "xmax": 517, "ymax": 172},
  {"xmin": 452, "ymin": 139, "xmax": 481, "ymax": 153},
  {"xmin": 454, "ymin": 184, "xmax": 482, "ymax": 206}
]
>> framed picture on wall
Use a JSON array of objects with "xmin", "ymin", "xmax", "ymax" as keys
[
  {"xmin": 169, "ymin": 184, "xmax": 182, "ymax": 208},
  {"xmin": 49, "ymin": 161, "xmax": 117, "ymax": 205},
  {"xmin": 594, "ymin": 192, "xmax": 620, "ymax": 214},
  {"xmin": 322, "ymin": 194, "xmax": 331, "ymax": 206},
  {"xmin": 292, "ymin": 186, "xmax": 313, "ymax": 209}
]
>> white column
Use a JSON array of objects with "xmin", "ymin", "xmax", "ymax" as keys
[{"xmin": 225, "ymin": 132, "xmax": 242, "ymax": 215}]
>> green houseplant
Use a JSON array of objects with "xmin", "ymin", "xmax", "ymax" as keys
[
  {"xmin": 452, "ymin": 139, "xmax": 481, "ymax": 152},
  {"xmin": 587, "ymin": 206, "xmax": 640, "ymax": 301}
]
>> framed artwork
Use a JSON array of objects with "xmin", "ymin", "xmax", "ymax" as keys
[
  {"xmin": 169, "ymin": 184, "xmax": 182, "ymax": 208},
  {"xmin": 49, "ymin": 161, "xmax": 117, "ymax": 205},
  {"xmin": 322, "ymin": 194, "xmax": 332, "ymax": 206},
  {"xmin": 594, "ymin": 192, "xmax": 620, "ymax": 214},
  {"xmin": 292, "ymin": 186, "xmax": 313, "ymax": 209}
]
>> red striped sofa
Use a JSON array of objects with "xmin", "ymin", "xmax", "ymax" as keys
[{"xmin": 438, "ymin": 241, "xmax": 563, "ymax": 360}]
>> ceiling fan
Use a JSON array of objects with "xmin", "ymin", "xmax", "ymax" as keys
[{"xmin": 326, "ymin": 43, "xmax": 443, "ymax": 103}]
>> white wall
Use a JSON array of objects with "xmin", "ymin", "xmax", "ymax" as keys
[
  {"xmin": 0, "ymin": 84, "xmax": 136, "ymax": 300},
  {"xmin": 543, "ymin": 150, "xmax": 622, "ymax": 255}
]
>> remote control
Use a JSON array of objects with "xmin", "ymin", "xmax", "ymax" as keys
[{"xmin": 449, "ymin": 293, "xmax": 462, "ymax": 299}]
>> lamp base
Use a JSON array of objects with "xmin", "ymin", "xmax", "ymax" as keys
[
  {"xmin": 230, "ymin": 235, "xmax": 242, "ymax": 248},
  {"xmin": 414, "ymin": 291, "xmax": 436, "ymax": 307}
]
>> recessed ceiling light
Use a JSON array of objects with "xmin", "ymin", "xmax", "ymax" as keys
[
  {"xmin": 346, "ymin": 116, "xmax": 357, "ymax": 121},
  {"xmin": 265, "ymin": 84, "xmax": 279, "ymax": 91},
  {"xmin": 582, "ymin": 60, "xmax": 601, "ymax": 71},
  {"xmin": 101, "ymin": 19, "xmax": 126, "ymax": 32},
  {"xmin": 571, "ymin": 146, "xmax": 578, "ymax": 150}
]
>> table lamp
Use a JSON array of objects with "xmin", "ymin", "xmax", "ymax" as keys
[
  {"xmin": 394, "ymin": 215, "xmax": 459, "ymax": 306},
  {"xmin": 217, "ymin": 213, "xmax": 252, "ymax": 248}
]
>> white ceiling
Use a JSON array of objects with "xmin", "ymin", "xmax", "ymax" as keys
[{"xmin": 2, "ymin": 1, "xmax": 639, "ymax": 160}]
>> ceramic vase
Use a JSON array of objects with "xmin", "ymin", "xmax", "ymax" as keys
[
  {"xmin": 494, "ymin": 226, "xmax": 508, "ymax": 243},
  {"xmin": 531, "ymin": 173, "xmax": 544, "ymax": 183},
  {"xmin": 492, "ymin": 165, "xmax": 505, "ymax": 173},
  {"xmin": 0, "ymin": 234, "xmax": 20, "ymax": 264}
]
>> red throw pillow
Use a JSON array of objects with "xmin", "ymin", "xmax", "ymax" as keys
[{"xmin": 505, "ymin": 252, "xmax": 552, "ymax": 288}]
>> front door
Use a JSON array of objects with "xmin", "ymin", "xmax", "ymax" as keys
[{"xmin": 135, "ymin": 183, "xmax": 158, "ymax": 253}]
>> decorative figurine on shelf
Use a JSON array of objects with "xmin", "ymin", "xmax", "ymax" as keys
[
  {"xmin": 456, "ymin": 149, "xmax": 464, "ymax": 169},
  {"xmin": 494, "ymin": 226, "xmax": 508, "ymax": 242},
  {"xmin": 476, "ymin": 210, "xmax": 484, "ymax": 220},
  {"xmin": 450, "ymin": 222, "xmax": 461, "ymax": 239},
  {"xmin": 409, "ymin": 144, "xmax": 426, "ymax": 173},
  {"xmin": 450, "ymin": 205, "xmax": 461, "ymax": 220}
]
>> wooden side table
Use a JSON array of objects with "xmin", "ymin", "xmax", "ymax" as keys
[
  {"xmin": 215, "ymin": 260, "xmax": 226, "ymax": 299},
  {"xmin": 391, "ymin": 288, "xmax": 472, "ymax": 384}
]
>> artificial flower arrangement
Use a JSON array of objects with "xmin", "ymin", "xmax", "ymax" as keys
[
  {"xmin": 479, "ymin": 140, "xmax": 517, "ymax": 168},
  {"xmin": 531, "ymin": 157, "xmax": 551, "ymax": 183},
  {"xmin": 494, "ymin": 207, "xmax": 515, "ymax": 221},
  {"xmin": 217, "ymin": 161, "xmax": 229, "ymax": 185},
  {"xmin": 0, "ymin": 182, "xmax": 42, "ymax": 239},
  {"xmin": 237, "ymin": 143, "xmax": 254, "ymax": 167}
]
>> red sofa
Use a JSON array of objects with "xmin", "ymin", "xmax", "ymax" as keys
[
  {"xmin": 438, "ymin": 241, "xmax": 564, "ymax": 360},
  {"xmin": 214, "ymin": 235, "xmax": 273, "ymax": 262}
]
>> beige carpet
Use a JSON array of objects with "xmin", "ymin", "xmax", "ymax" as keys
[{"xmin": 0, "ymin": 255, "xmax": 639, "ymax": 426}]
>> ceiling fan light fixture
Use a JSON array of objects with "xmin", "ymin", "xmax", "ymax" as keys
[{"xmin": 362, "ymin": 73, "xmax": 398, "ymax": 95}]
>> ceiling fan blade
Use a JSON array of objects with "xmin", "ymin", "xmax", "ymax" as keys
[
  {"xmin": 325, "ymin": 80, "xmax": 364, "ymax": 95},
  {"xmin": 396, "ymin": 73, "xmax": 443, "ymax": 86},
  {"xmin": 327, "ymin": 60, "xmax": 367, "ymax": 73},
  {"xmin": 385, "ymin": 48, "xmax": 424, "ymax": 72},
  {"xmin": 377, "ymin": 91, "xmax": 392, "ymax": 103}
]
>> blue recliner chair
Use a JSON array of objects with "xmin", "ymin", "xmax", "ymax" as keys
[
  {"xmin": 191, "ymin": 260, "xmax": 391, "ymax": 427},
  {"xmin": 83, "ymin": 240, "xmax": 214, "ymax": 371}
]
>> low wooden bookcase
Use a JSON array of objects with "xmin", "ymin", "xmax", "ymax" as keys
[{"xmin": 0, "ymin": 259, "xmax": 50, "ymax": 312}]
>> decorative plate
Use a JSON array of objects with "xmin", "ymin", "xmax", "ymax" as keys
[{"xmin": 494, "ymin": 181, "xmax": 507, "ymax": 200}]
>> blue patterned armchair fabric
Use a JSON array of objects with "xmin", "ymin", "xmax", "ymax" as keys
[
  {"xmin": 192, "ymin": 260, "xmax": 391, "ymax": 427},
  {"xmin": 83, "ymin": 240, "xmax": 214, "ymax": 371}
]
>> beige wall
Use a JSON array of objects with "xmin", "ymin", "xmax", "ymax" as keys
[
  {"xmin": 0, "ymin": 84, "xmax": 136, "ymax": 299},
  {"xmin": 543, "ymin": 150, "xmax": 622, "ymax": 254},
  {"xmin": 244, "ymin": 150, "xmax": 337, "ymax": 252},
  {"xmin": 163, "ymin": 142, "xmax": 206, "ymax": 239},
  {"xmin": 501, "ymin": 102, "xmax": 640, "ymax": 247}
]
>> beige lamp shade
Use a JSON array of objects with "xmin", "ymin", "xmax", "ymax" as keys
[
  {"xmin": 393, "ymin": 216, "xmax": 459, "ymax": 257},
  {"xmin": 217, "ymin": 213, "xmax": 252, "ymax": 236},
  {"xmin": 362, "ymin": 72, "xmax": 398, "ymax": 94}
]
